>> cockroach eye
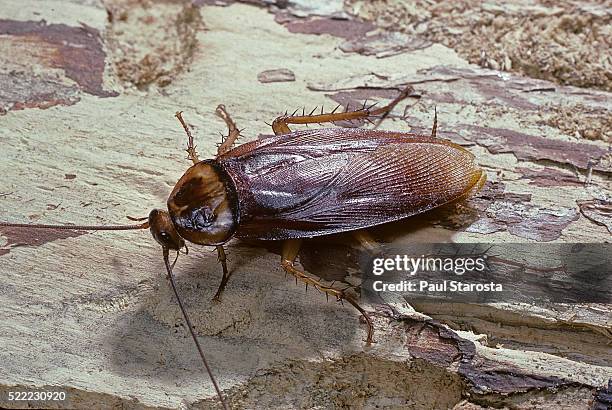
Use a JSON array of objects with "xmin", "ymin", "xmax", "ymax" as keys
[
  {"xmin": 167, "ymin": 160, "xmax": 239, "ymax": 246},
  {"xmin": 148, "ymin": 208, "xmax": 185, "ymax": 251}
]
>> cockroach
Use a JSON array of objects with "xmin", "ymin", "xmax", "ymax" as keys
[{"xmin": 0, "ymin": 87, "xmax": 486, "ymax": 409}]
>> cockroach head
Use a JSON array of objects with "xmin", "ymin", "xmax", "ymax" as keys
[
  {"xmin": 166, "ymin": 160, "xmax": 239, "ymax": 246},
  {"xmin": 148, "ymin": 209, "xmax": 185, "ymax": 251}
]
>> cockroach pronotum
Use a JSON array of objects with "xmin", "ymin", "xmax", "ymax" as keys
[{"xmin": 0, "ymin": 87, "xmax": 486, "ymax": 409}]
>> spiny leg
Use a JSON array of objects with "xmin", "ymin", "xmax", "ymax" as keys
[
  {"xmin": 350, "ymin": 231, "xmax": 387, "ymax": 340},
  {"xmin": 352, "ymin": 231, "xmax": 389, "ymax": 310},
  {"xmin": 352, "ymin": 230, "xmax": 383, "ymax": 256},
  {"xmin": 280, "ymin": 239, "xmax": 374, "ymax": 344},
  {"xmin": 175, "ymin": 111, "xmax": 200, "ymax": 165},
  {"xmin": 212, "ymin": 244, "xmax": 232, "ymax": 302},
  {"xmin": 215, "ymin": 104, "xmax": 241, "ymax": 157},
  {"xmin": 271, "ymin": 86, "xmax": 414, "ymax": 135},
  {"xmin": 431, "ymin": 106, "xmax": 438, "ymax": 138}
]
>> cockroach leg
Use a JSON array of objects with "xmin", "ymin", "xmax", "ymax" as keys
[
  {"xmin": 271, "ymin": 121, "xmax": 292, "ymax": 135},
  {"xmin": 212, "ymin": 244, "xmax": 233, "ymax": 302},
  {"xmin": 352, "ymin": 230, "xmax": 382, "ymax": 256},
  {"xmin": 175, "ymin": 111, "xmax": 200, "ymax": 165},
  {"xmin": 215, "ymin": 104, "xmax": 241, "ymax": 157},
  {"xmin": 431, "ymin": 106, "xmax": 438, "ymax": 138},
  {"xmin": 344, "ymin": 294, "xmax": 375, "ymax": 345},
  {"xmin": 280, "ymin": 239, "xmax": 375, "ymax": 345},
  {"xmin": 271, "ymin": 86, "xmax": 414, "ymax": 135}
]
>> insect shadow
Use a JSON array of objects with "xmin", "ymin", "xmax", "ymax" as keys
[{"xmin": 101, "ymin": 239, "xmax": 364, "ymax": 387}]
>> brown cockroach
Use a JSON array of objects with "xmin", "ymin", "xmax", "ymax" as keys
[{"xmin": 0, "ymin": 87, "xmax": 486, "ymax": 409}]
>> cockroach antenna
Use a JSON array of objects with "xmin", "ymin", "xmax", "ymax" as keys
[
  {"xmin": 0, "ymin": 221, "xmax": 149, "ymax": 230},
  {"xmin": 162, "ymin": 248, "xmax": 229, "ymax": 410}
]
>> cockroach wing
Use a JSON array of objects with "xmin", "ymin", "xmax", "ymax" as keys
[{"xmin": 219, "ymin": 129, "xmax": 485, "ymax": 240}]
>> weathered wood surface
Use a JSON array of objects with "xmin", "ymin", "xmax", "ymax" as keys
[{"xmin": 0, "ymin": 1, "xmax": 610, "ymax": 409}]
